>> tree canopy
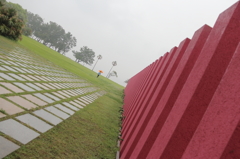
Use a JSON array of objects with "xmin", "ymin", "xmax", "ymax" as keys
[
  {"xmin": 73, "ymin": 46, "xmax": 95, "ymax": 65},
  {"xmin": 0, "ymin": 0, "xmax": 24, "ymax": 41},
  {"xmin": 26, "ymin": 12, "xmax": 77, "ymax": 55}
]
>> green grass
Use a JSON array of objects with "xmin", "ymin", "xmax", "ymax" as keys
[
  {"xmin": 17, "ymin": 36, "xmax": 124, "ymax": 95},
  {"xmin": 0, "ymin": 35, "xmax": 124, "ymax": 158},
  {"xmin": 5, "ymin": 96, "xmax": 121, "ymax": 159}
]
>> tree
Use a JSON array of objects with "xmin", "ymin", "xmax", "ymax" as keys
[
  {"xmin": 92, "ymin": 54, "xmax": 102, "ymax": 70},
  {"xmin": 108, "ymin": 70, "xmax": 118, "ymax": 78},
  {"xmin": 0, "ymin": 0, "xmax": 24, "ymax": 41},
  {"xmin": 5, "ymin": 1, "xmax": 31, "ymax": 36},
  {"xmin": 73, "ymin": 46, "xmax": 95, "ymax": 65},
  {"xmin": 26, "ymin": 11, "xmax": 43, "ymax": 38},
  {"xmin": 106, "ymin": 61, "xmax": 117, "ymax": 78}
]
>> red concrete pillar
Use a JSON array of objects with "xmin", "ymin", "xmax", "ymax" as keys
[
  {"xmin": 122, "ymin": 59, "xmax": 161, "ymax": 123},
  {"xmin": 145, "ymin": 2, "xmax": 240, "ymax": 159},
  {"xmin": 121, "ymin": 52, "xmax": 170, "ymax": 136},
  {"xmin": 120, "ymin": 49, "xmax": 175, "ymax": 155},
  {"xmin": 121, "ymin": 38, "xmax": 190, "ymax": 158},
  {"xmin": 129, "ymin": 24, "xmax": 212, "ymax": 159},
  {"xmin": 181, "ymin": 42, "xmax": 240, "ymax": 159},
  {"xmin": 123, "ymin": 64, "xmax": 155, "ymax": 117}
]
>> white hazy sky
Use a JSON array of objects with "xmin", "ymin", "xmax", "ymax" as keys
[{"xmin": 8, "ymin": 0, "xmax": 238, "ymax": 86}]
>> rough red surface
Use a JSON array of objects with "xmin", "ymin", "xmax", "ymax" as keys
[
  {"xmin": 181, "ymin": 43, "xmax": 240, "ymax": 159},
  {"xmin": 120, "ymin": 1, "xmax": 240, "ymax": 159}
]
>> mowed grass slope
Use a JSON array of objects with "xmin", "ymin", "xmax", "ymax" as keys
[{"xmin": 0, "ymin": 36, "xmax": 124, "ymax": 158}]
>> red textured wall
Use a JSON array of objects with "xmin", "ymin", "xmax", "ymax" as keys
[{"xmin": 120, "ymin": 1, "xmax": 240, "ymax": 159}]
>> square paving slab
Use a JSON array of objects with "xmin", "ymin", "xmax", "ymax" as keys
[
  {"xmin": 0, "ymin": 119, "xmax": 40, "ymax": 144},
  {"xmin": 16, "ymin": 114, "xmax": 53, "ymax": 133},
  {"xmin": 21, "ymin": 94, "xmax": 47, "ymax": 106},
  {"xmin": 33, "ymin": 109, "xmax": 62, "ymax": 125},
  {"xmin": 44, "ymin": 106, "xmax": 70, "ymax": 119},
  {"xmin": 0, "ymin": 98, "xmax": 24, "ymax": 115},
  {"xmin": 35, "ymin": 83, "xmax": 49, "ymax": 90},
  {"xmin": 0, "ymin": 66, "xmax": 7, "ymax": 71},
  {"xmin": 3, "ymin": 66, "xmax": 17, "ymax": 72},
  {"xmin": 0, "ymin": 136, "xmax": 20, "ymax": 159},
  {"xmin": 7, "ymin": 96, "xmax": 38, "ymax": 110},
  {"xmin": 0, "ymin": 112, "xmax": 6, "ymax": 118},
  {"xmin": 62, "ymin": 102, "xmax": 79, "ymax": 111},
  {"xmin": 33, "ymin": 93, "xmax": 55, "ymax": 103},
  {"xmin": 13, "ymin": 82, "xmax": 35, "ymax": 92},
  {"xmin": 52, "ymin": 92, "xmax": 67, "ymax": 100},
  {"xmin": 44, "ymin": 93, "xmax": 60, "ymax": 101},
  {"xmin": 0, "ymin": 82, "xmax": 24, "ymax": 93},
  {"xmin": 19, "ymin": 74, "xmax": 34, "ymax": 81},
  {"xmin": 25, "ymin": 83, "xmax": 42, "ymax": 91},
  {"xmin": 54, "ymin": 104, "xmax": 75, "ymax": 115},
  {"xmin": 8, "ymin": 73, "xmax": 26, "ymax": 81},
  {"xmin": 0, "ymin": 73, "xmax": 15, "ymax": 81},
  {"xmin": 70, "ymin": 101, "xmax": 83, "ymax": 108},
  {"xmin": 0, "ymin": 85, "xmax": 12, "ymax": 94}
]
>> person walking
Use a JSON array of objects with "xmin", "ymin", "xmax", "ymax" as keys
[{"xmin": 97, "ymin": 70, "xmax": 103, "ymax": 78}]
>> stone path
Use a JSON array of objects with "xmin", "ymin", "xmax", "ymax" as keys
[{"xmin": 0, "ymin": 47, "xmax": 106, "ymax": 158}]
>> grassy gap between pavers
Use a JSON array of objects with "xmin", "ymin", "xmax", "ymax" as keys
[
  {"xmin": 0, "ymin": 35, "xmax": 124, "ymax": 158},
  {"xmin": 4, "ymin": 95, "xmax": 122, "ymax": 159}
]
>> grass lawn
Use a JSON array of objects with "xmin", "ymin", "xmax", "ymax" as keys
[{"xmin": 0, "ymin": 36, "xmax": 124, "ymax": 159}]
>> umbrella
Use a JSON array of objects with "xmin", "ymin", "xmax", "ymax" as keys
[{"xmin": 99, "ymin": 70, "xmax": 103, "ymax": 73}]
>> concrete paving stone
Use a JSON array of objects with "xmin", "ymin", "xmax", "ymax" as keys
[
  {"xmin": 63, "ymin": 90, "xmax": 76, "ymax": 97},
  {"xmin": 0, "ymin": 98, "xmax": 24, "ymax": 115},
  {"xmin": 48, "ymin": 83, "xmax": 59, "ymax": 89},
  {"xmin": 44, "ymin": 93, "xmax": 60, "ymax": 101},
  {"xmin": 0, "ymin": 72, "xmax": 15, "ymax": 81},
  {"xmin": 13, "ymin": 67, "xmax": 26, "ymax": 73},
  {"xmin": 35, "ymin": 83, "xmax": 49, "ymax": 90},
  {"xmin": 33, "ymin": 93, "xmax": 55, "ymax": 103},
  {"xmin": 0, "ymin": 65, "xmax": 7, "ymax": 71},
  {"xmin": 3, "ymin": 65, "xmax": 17, "ymax": 72},
  {"xmin": 78, "ymin": 98, "xmax": 89, "ymax": 104},
  {"xmin": 62, "ymin": 102, "xmax": 79, "ymax": 111},
  {"xmin": 69, "ymin": 101, "xmax": 83, "ymax": 108},
  {"xmin": 33, "ymin": 109, "xmax": 62, "ymax": 125},
  {"xmin": 7, "ymin": 96, "xmax": 38, "ymax": 110},
  {"xmin": 0, "ymin": 136, "xmax": 20, "ymax": 159},
  {"xmin": 16, "ymin": 114, "xmax": 53, "ymax": 133},
  {"xmin": 0, "ymin": 112, "xmax": 6, "ymax": 118},
  {"xmin": 0, "ymin": 119, "xmax": 40, "ymax": 144},
  {"xmin": 26, "ymin": 75, "xmax": 38, "ymax": 81},
  {"xmin": 51, "ymin": 92, "xmax": 66, "ymax": 100},
  {"xmin": 73, "ymin": 100, "xmax": 86, "ymax": 106},
  {"xmin": 21, "ymin": 94, "xmax": 47, "ymax": 106},
  {"xmin": 0, "ymin": 85, "xmax": 12, "ymax": 94},
  {"xmin": 25, "ymin": 83, "xmax": 42, "ymax": 91},
  {"xmin": 58, "ymin": 91, "xmax": 71, "ymax": 98},
  {"xmin": 0, "ymin": 82, "xmax": 23, "ymax": 93},
  {"xmin": 13, "ymin": 82, "xmax": 35, "ymax": 92},
  {"xmin": 44, "ymin": 106, "xmax": 70, "ymax": 119},
  {"xmin": 19, "ymin": 74, "xmax": 34, "ymax": 81},
  {"xmin": 54, "ymin": 104, "xmax": 75, "ymax": 115},
  {"xmin": 39, "ymin": 76, "xmax": 49, "ymax": 81},
  {"xmin": 20, "ymin": 68, "xmax": 31, "ymax": 74},
  {"xmin": 42, "ymin": 83, "xmax": 55, "ymax": 89},
  {"xmin": 34, "ymin": 75, "xmax": 45, "ymax": 81},
  {"xmin": 8, "ymin": 73, "xmax": 26, "ymax": 81},
  {"xmin": 67, "ymin": 90, "xmax": 79, "ymax": 96}
]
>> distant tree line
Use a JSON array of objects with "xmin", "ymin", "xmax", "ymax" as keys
[
  {"xmin": 0, "ymin": 0, "xmax": 119, "ymax": 79},
  {"xmin": 27, "ymin": 12, "xmax": 77, "ymax": 55},
  {"xmin": 0, "ymin": 0, "xmax": 76, "ymax": 55}
]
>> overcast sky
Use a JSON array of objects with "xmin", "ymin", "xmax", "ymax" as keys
[{"xmin": 8, "ymin": 0, "xmax": 238, "ymax": 86}]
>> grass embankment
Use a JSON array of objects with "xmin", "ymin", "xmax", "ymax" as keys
[{"xmin": 0, "ymin": 36, "xmax": 124, "ymax": 158}]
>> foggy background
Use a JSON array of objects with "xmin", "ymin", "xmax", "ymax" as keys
[{"xmin": 8, "ymin": 0, "xmax": 238, "ymax": 86}]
